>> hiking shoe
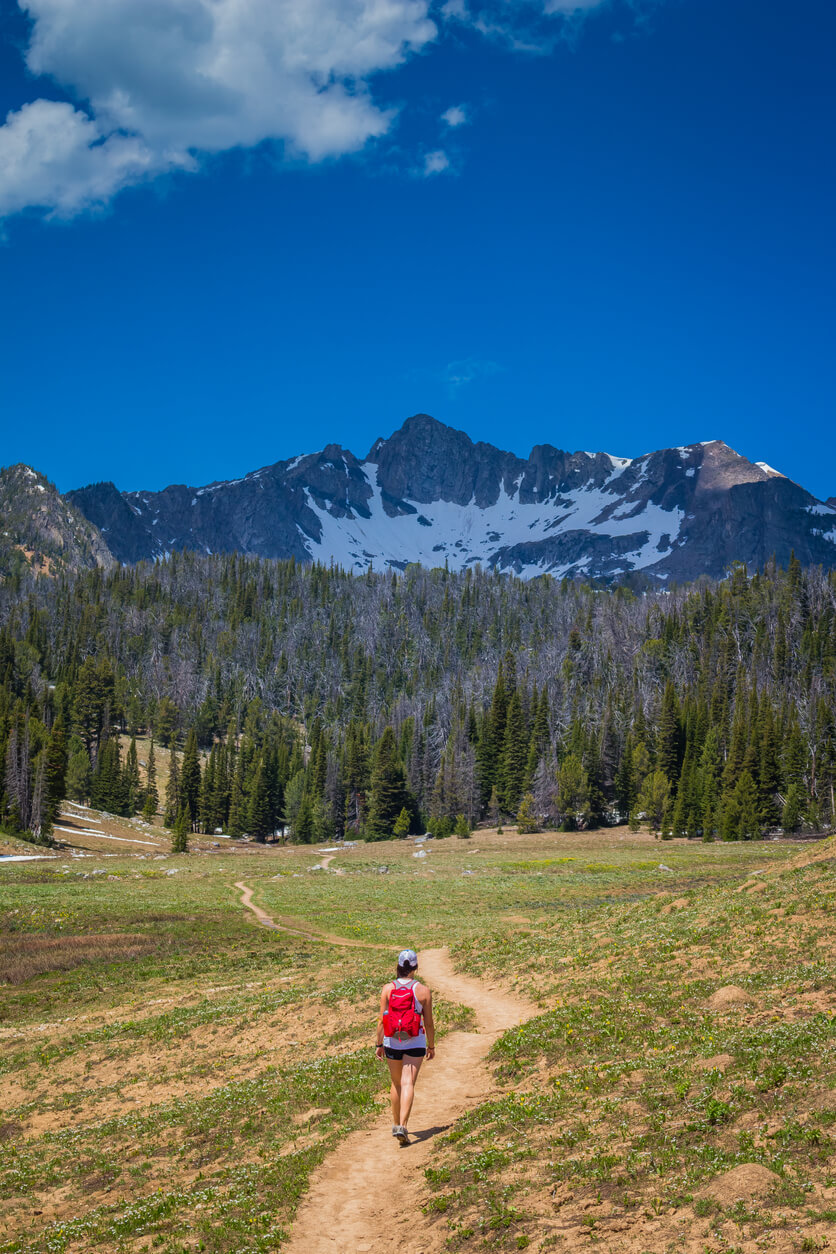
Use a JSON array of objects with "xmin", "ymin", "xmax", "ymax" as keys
[{"xmin": 396, "ymin": 1126, "xmax": 410, "ymax": 1146}]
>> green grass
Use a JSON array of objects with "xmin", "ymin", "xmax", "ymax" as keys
[
  {"xmin": 426, "ymin": 849, "xmax": 836, "ymax": 1249},
  {"xmin": 0, "ymin": 827, "xmax": 827, "ymax": 1252}
]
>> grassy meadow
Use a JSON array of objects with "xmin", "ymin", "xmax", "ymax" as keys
[{"xmin": 1, "ymin": 825, "xmax": 833, "ymax": 1253}]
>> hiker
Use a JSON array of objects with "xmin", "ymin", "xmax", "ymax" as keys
[{"xmin": 375, "ymin": 948, "xmax": 435, "ymax": 1145}]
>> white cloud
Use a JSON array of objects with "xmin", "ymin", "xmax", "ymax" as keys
[
  {"xmin": 0, "ymin": 0, "xmax": 628, "ymax": 221},
  {"xmin": 422, "ymin": 149, "xmax": 451, "ymax": 176},
  {"xmin": 0, "ymin": 99, "xmax": 191, "ymax": 219},
  {"xmin": 445, "ymin": 0, "xmax": 612, "ymax": 47},
  {"xmin": 1, "ymin": 0, "xmax": 438, "ymax": 218},
  {"xmin": 441, "ymin": 104, "xmax": 469, "ymax": 128}
]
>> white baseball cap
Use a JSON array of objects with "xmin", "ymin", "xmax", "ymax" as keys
[{"xmin": 398, "ymin": 948, "xmax": 418, "ymax": 968}]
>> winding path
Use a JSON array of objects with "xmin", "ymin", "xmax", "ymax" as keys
[
  {"xmin": 236, "ymin": 881, "xmax": 388, "ymax": 949},
  {"xmin": 235, "ymin": 880, "xmax": 537, "ymax": 1252}
]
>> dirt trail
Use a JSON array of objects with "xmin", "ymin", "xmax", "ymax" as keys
[
  {"xmin": 234, "ymin": 881, "xmax": 537, "ymax": 1251},
  {"xmin": 235, "ymin": 882, "xmax": 387, "ymax": 949},
  {"xmin": 283, "ymin": 948, "xmax": 537, "ymax": 1254}
]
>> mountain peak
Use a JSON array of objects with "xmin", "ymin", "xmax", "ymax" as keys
[{"xmin": 49, "ymin": 417, "xmax": 836, "ymax": 582}]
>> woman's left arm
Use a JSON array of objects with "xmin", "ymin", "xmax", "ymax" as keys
[{"xmin": 421, "ymin": 987, "xmax": 435, "ymax": 1060}]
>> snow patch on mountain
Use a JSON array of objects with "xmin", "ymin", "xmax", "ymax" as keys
[{"xmin": 301, "ymin": 464, "xmax": 685, "ymax": 578}]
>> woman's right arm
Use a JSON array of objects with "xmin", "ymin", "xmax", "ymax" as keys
[{"xmin": 375, "ymin": 984, "xmax": 391, "ymax": 1059}]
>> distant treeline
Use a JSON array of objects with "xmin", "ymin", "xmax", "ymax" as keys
[{"xmin": 1, "ymin": 553, "xmax": 834, "ymax": 844}]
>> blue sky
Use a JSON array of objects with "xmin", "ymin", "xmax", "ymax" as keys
[{"xmin": 0, "ymin": 0, "xmax": 834, "ymax": 498}]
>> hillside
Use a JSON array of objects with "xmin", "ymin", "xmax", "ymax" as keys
[
  {"xmin": 0, "ymin": 555, "xmax": 834, "ymax": 851},
  {"xmin": 0, "ymin": 465, "xmax": 114, "ymax": 579}
]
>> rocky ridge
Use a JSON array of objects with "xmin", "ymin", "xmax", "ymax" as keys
[{"xmin": 7, "ymin": 415, "xmax": 836, "ymax": 583}]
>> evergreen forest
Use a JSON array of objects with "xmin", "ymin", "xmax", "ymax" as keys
[{"xmin": 1, "ymin": 553, "xmax": 835, "ymax": 845}]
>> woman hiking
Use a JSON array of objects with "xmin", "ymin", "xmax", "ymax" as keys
[{"xmin": 375, "ymin": 948, "xmax": 435, "ymax": 1145}]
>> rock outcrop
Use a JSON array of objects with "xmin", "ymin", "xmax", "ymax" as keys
[{"xmin": 0, "ymin": 465, "xmax": 114, "ymax": 577}]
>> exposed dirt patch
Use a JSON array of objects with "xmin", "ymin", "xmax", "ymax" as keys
[
  {"xmin": 695, "ymin": 1052, "xmax": 735, "ymax": 1072},
  {"xmin": 293, "ymin": 1107, "xmax": 332, "ymax": 1126},
  {"xmin": 697, "ymin": 1162, "xmax": 782, "ymax": 1204},
  {"xmin": 661, "ymin": 897, "xmax": 690, "ymax": 914},
  {"xmin": 706, "ymin": 984, "xmax": 750, "ymax": 1010}
]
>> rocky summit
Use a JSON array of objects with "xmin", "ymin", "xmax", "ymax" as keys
[{"xmin": 42, "ymin": 414, "xmax": 836, "ymax": 581}]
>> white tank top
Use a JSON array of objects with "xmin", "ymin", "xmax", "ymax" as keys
[{"xmin": 383, "ymin": 977, "xmax": 426, "ymax": 1049}]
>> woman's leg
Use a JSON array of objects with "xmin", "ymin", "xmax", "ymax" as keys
[
  {"xmin": 398, "ymin": 1057, "xmax": 423, "ymax": 1128},
  {"xmin": 386, "ymin": 1057, "xmax": 403, "ymax": 1124}
]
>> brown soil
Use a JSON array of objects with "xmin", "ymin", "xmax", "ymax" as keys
[
  {"xmin": 695, "ymin": 1052, "xmax": 735, "ymax": 1072},
  {"xmin": 706, "ymin": 984, "xmax": 750, "ymax": 1010},
  {"xmin": 697, "ymin": 1162, "xmax": 782, "ymax": 1204}
]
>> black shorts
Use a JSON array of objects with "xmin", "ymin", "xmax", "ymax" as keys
[{"xmin": 384, "ymin": 1046, "xmax": 426, "ymax": 1060}]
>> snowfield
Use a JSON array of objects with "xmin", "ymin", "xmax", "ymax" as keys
[{"xmin": 301, "ymin": 462, "xmax": 686, "ymax": 579}]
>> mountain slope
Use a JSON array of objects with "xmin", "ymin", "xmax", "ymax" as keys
[
  {"xmin": 67, "ymin": 416, "xmax": 836, "ymax": 582},
  {"xmin": 0, "ymin": 465, "xmax": 114, "ymax": 577}
]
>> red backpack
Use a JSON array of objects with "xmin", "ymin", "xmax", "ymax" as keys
[{"xmin": 384, "ymin": 982, "xmax": 423, "ymax": 1040}]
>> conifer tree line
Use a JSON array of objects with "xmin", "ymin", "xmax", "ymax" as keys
[{"xmin": 0, "ymin": 552, "xmax": 834, "ymax": 843}]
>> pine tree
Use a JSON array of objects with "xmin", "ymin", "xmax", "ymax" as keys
[
  {"xmin": 180, "ymin": 728, "xmax": 201, "ymax": 827},
  {"xmin": 637, "ymin": 769, "xmax": 671, "ymax": 837},
  {"xmin": 65, "ymin": 741, "xmax": 91, "ymax": 804},
  {"xmin": 90, "ymin": 737, "xmax": 128, "ymax": 814},
  {"xmin": 554, "ymin": 755, "xmax": 590, "ymax": 831},
  {"xmin": 516, "ymin": 792, "xmax": 539, "ymax": 833},
  {"xmin": 164, "ymin": 749, "xmax": 181, "ymax": 827},
  {"xmin": 124, "ymin": 737, "xmax": 141, "ymax": 816},
  {"xmin": 782, "ymin": 780, "xmax": 804, "ymax": 832},
  {"xmin": 155, "ymin": 697, "xmax": 179, "ymax": 748},
  {"xmin": 294, "ymin": 794, "xmax": 315, "ymax": 843},
  {"xmin": 698, "ymin": 726, "xmax": 722, "ymax": 840},
  {"xmin": 171, "ymin": 805, "xmax": 190, "ymax": 854},
  {"xmin": 365, "ymin": 726, "xmax": 409, "ymax": 840},
  {"xmin": 487, "ymin": 785, "xmax": 500, "ymax": 829},
  {"xmin": 614, "ymin": 733, "xmax": 635, "ymax": 819},
  {"xmin": 757, "ymin": 702, "xmax": 780, "ymax": 826},
  {"xmin": 500, "ymin": 692, "xmax": 527, "ymax": 814},
  {"xmin": 29, "ymin": 753, "xmax": 51, "ymax": 844},
  {"xmin": 247, "ymin": 757, "xmax": 272, "ymax": 842},
  {"xmin": 656, "ymin": 681, "xmax": 682, "ymax": 786},
  {"xmin": 393, "ymin": 806, "xmax": 411, "ymax": 837},
  {"xmin": 227, "ymin": 756, "xmax": 246, "ymax": 837},
  {"xmin": 720, "ymin": 769, "xmax": 761, "ymax": 841},
  {"xmin": 142, "ymin": 738, "xmax": 159, "ymax": 821},
  {"xmin": 43, "ymin": 717, "xmax": 67, "ymax": 826}
]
